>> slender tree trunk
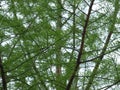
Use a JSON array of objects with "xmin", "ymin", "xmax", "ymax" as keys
[
  {"xmin": 71, "ymin": 0, "xmax": 79, "ymax": 90},
  {"xmin": 55, "ymin": 0, "xmax": 63, "ymax": 89},
  {"xmin": 66, "ymin": 0, "xmax": 95, "ymax": 90},
  {"xmin": 0, "ymin": 52, "xmax": 7, "ymax": 90},
  {"xmin": 85, "ymin": 0, "xmax": 119, "ymax": 90}
]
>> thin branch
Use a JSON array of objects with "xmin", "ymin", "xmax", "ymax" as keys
[
  {"xmin": 84, "ymin": 0, "xmax": 120, "ymax": 89},
  {"xmin": 65, "ymin": 0, "xmax": 95, "ymax": 90},
  {"xmin": 81, "ymin": 45, "xmax": 120, "ymax": 63},
  {"xmin": 98, "ymin": 79, "xmax": 120, "ymax": 90}
]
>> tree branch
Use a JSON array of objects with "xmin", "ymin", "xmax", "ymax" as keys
[{"xmin": 65, "ymin": 0, "xmax": 95, "ymax": 90}]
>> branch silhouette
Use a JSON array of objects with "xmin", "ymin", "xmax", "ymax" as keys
[{"xmin": 65, "ymin": 0, "xmax": 95, "ymax": 90}]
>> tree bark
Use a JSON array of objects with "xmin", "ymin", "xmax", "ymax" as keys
[{"xmin": 0, "ymin": 52, "xmax": 7, "ymax": 90}]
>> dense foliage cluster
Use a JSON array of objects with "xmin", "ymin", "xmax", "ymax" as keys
[{"xmin": 0, "ymin": 0, "xmax": 120, "ymax": 90}]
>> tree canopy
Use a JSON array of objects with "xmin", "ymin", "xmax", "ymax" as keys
[{"xmin": 0, "ymin": 0, "xmax": 120, "ymax": 90}]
